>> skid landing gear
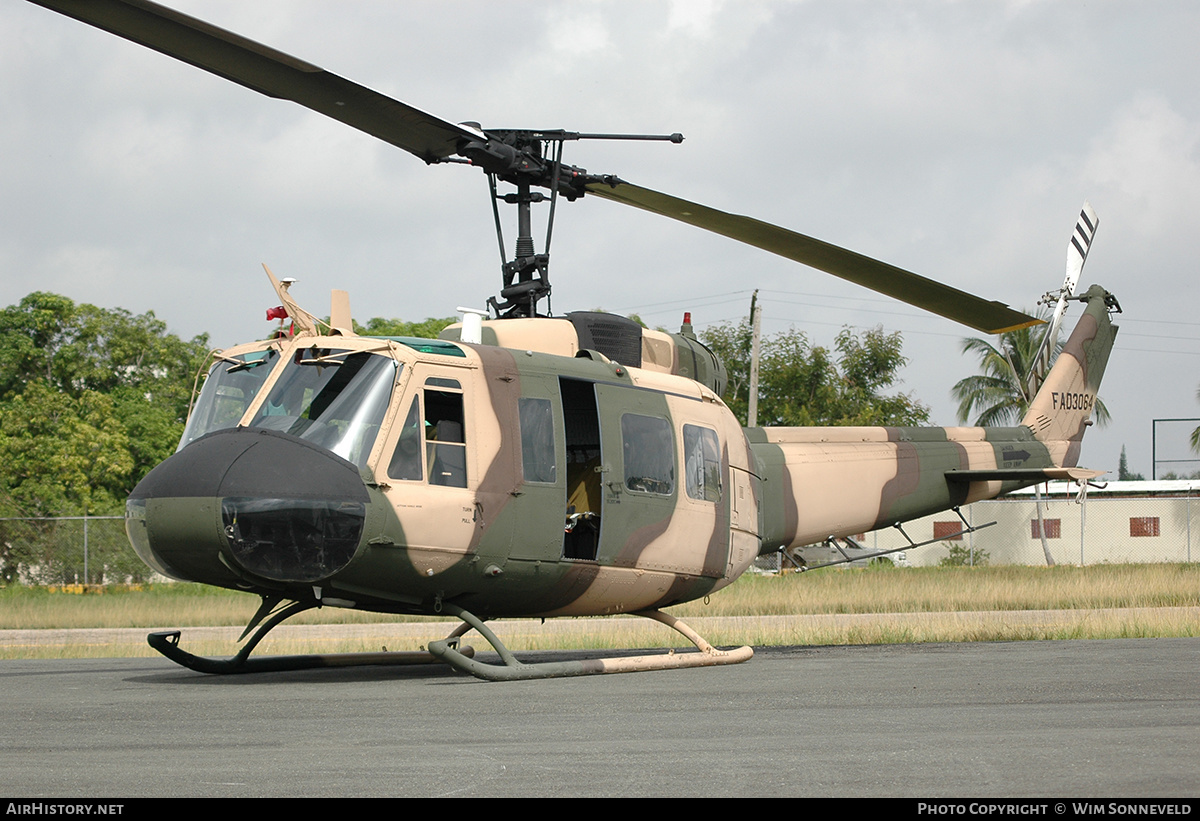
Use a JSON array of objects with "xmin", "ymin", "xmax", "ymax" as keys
[
  {"xmin": 146, "ymin": 595, "xmax": 750, "ymax": 680},
  {"xmin": 429, "ymin": 604, "xmax": 754, "ymax": 681},
  {"xmin": 147, "ymin": 596, "xmax": 474, "ymax": 675}
]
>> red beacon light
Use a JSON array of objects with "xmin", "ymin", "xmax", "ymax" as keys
[{"xmin": 266, "ymin": 305, "xmax": 294, "ymax": 338}]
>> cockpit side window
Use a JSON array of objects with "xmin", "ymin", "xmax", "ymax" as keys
[
  {"xmin": 178, "ymin": 348, "xmax": 278, "ymax": 450},
  {"xmin": 384, "ymin": 377, "xmax": 469, "ymax": 487},
  {"xmin": 386, "ymin": 396, "xmax": 424, "ymax": 481}
]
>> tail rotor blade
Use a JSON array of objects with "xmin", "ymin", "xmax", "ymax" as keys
[
  {"xmin": 1026, "ymin": 202, "xmax": 1100, "ymax": 397},
  {"xmin": 1065, "ymin": 200, "xmax": 1100, "ymax": 295}
]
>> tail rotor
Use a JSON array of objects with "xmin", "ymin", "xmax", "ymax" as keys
[{"xmin": 1025, "ymin": 202, "xmax": 1100, "ymax": 398}]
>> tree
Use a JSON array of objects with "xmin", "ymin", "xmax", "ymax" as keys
[
  {"xmin": 0, "ymin": 293, "xmax": 210, "ymax": 514},
  {"xmin": 1118, "ymin": 445, "xmax": 1145, "ymax": 481},
  {"xmin": 952, "ymin": 313, "xmax": 1110, "ymax": 427},
  {"xmin": 0, "ymin": 381, "xmax": 139, "ymax": 583},
  {"xmin": 701, "ymin": 321, "xmax": 929, "ymax": 427},
  {"xmin": 0, "ymin": 293, "xmax": 207, "ymax": 403},
  {"xmin": 353, "ymin": 316, "xmax": 456, "ymax": 338},
  {"xmin": 0, "ymin": 293, "xmax": 212, "ymax": 583},
  {"xmin": 0, "ymin": 381, "xmax": 133, "ymax": 516},
  {"xmin": 1192, "ymin": 385, "xmax": 1200, "ymax": 455},
  {"xmin": 834, "ymin": 326, "xmax": 928, "ymax": 426}
]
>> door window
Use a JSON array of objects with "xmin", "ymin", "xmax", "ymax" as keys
[
  {"xmin": 683, "ymin": 424, "xmax": 722, "ymax": 502},
  {"xmin": 519, "ymin": 397, "xmax": 556, "ymax": 484},
  {"xmin": 621, "ymin": 413, "xmax": 675, "ymax": 496}
]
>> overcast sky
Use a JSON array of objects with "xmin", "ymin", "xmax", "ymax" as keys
[{"xmin": 4, "ymin": 0, "xmax": 1199, "ymax": 479}]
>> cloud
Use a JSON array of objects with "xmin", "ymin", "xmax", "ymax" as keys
[{"xmin": 1082, "ymin": 93, "xmax": 1200, "ymax": 240}]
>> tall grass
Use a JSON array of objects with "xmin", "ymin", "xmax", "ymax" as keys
[
  {"xmin": 672, "ymin": 563, "xmax": 1200, "ymax": 617},
  {"xmin": 1, "ymin": 564, "xmax": 1197, "ymax": 659},
  {"xmin": 0, "ymin": 583, "xmax": 417, "ymax": 629},
  {"xmin": 2, "ymin": 564, "xmax": 1197, "ymax": 629}
]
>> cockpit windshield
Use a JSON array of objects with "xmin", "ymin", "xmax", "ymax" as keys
[
  {"xmin": 249, "ymin": 349, "xmax": 398, "ymax": 470},
  {"xmin": 178, "ymin": 348, "xmax": 280, "ymax": 451}
]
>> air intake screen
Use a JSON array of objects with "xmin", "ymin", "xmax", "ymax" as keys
[{"xmin": 567, "ymin": 312, "xmax": 643, "ymax": 368}]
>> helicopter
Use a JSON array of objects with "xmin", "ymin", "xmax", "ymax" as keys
[{"xmin": 28, "ymin": 0, "xmax": 1119, "ymax": 681}]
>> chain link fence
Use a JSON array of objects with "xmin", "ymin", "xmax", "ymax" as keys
[{"xmin": 0, "ymin": 516, "xmax": 154, "ymax": 585}]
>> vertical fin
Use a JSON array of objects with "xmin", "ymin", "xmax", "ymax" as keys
[{"xmin": 1022, "ymin": 284, "xmax": 1119, "ymax": 465}]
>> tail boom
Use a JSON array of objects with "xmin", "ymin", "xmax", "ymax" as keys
[
  {"xmin": 748, "ymin": 284, "xmax": 1118, "ymax": 554},
  {"xmin": 748, "ymin": 424, "xmax": 1060, "ymax": 552}
]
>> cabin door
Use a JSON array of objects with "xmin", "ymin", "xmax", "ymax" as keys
[{"xmin": 560, "ymin": 378, "xmax": 604, "ymax": 561}]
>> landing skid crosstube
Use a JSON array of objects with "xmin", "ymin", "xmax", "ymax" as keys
[
  {"xmin": 428, "ymin": 605, "xmax": 753, "ymax": 681},
  {"xmin": 147, "ymin": 598, "xmax": 474, "ymax": 675}
]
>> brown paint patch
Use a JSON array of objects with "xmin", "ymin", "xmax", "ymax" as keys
[
  {"xmin": 1065, "ymin": 439, "xmax": 1083, "ymax": 467},
  {"xmin": 952, "ymin": 439, "xmax": 970, "ymax": 471},
  {"xmin": 465, "ymin": 345, "xmax": 523, "ymax": 554},
  {"xmin": 536, "ymin": 560, "xmax": 604, "ymax": 613},
  {"xmin": 614, "ymin": 513, "xmax": 673, "ymax": 569},
  {"xmin": 1061, "ymin": 313, "xmax": 1098, "ymax": 388},
  {"xmin": 878, "ymin": 434, "xmax": 920, "ymax": 523},
  {"xmin": 702, "ymin": 440, "xmax": 733, "ymax": 578},
  {"xmin": 780, "ymin": 452, "xmax": 800, "ymax": 547},
  {"xmin": 1061, "ymin": 313, "xmax": 1099, "ymax": 447},
  {"xmin": 651, "ymin": 573, "xmax": 712, "ymax": 609},
  {"xmin": 943, "ymin": 439, "xmax": 972, "ymax": 509}
]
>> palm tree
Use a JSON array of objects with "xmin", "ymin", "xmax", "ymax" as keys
[
  {"xmin": 1191, "ymin": 385, "xmax": 1200, "ymax": 454},
  {"xmin": 952, "ymin": 313, "xmax": 1110, "ymax": 427}
]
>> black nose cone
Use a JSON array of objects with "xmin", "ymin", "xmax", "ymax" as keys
[
  {"xmin": 132, "ymin": 427, "xmax": 369, "ymax": 502},
  {"xmin": 127, "ymin": 428, "xmax": 370, "ymax": 585}
]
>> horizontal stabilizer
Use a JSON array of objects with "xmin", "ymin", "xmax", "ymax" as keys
[{"xmin": 945, "ymin": 467, "xmax": 1105, "ymax": 483}]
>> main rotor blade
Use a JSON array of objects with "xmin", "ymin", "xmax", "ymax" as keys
[
  {"xmin": 586, "ymin": 180, "xmax": 1042, "ymax": 334},
  {"xmin": 28, "ymin": 0, "xmax": 478, "ymax": 162}
]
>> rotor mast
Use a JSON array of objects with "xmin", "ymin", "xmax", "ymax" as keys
[{"xmin": 457, "ymin": 129, "xmax": 684, "ymax": 318}]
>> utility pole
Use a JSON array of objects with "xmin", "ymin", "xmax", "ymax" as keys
[{"xmin": 747, "ymin": 290, "xmax": 762, "ymax": 427}]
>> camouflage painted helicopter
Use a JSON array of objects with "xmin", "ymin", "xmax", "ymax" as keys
[{"xmin": 30, "ymin": 0, "xmax": 1119, "ymax": 680}]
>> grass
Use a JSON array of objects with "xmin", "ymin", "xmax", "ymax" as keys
[
  {"xmin": 671, "ymin": 562, "xmax": 1200, "ymax": 616},
  {"xmin": 1, "ymin": 564, "xmax": 1198, "ymax": 659}
]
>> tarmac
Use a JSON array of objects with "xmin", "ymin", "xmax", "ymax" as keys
[{"xmin": 2, "ymin": 636, "xmax": 1198, "ymax": 797}]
